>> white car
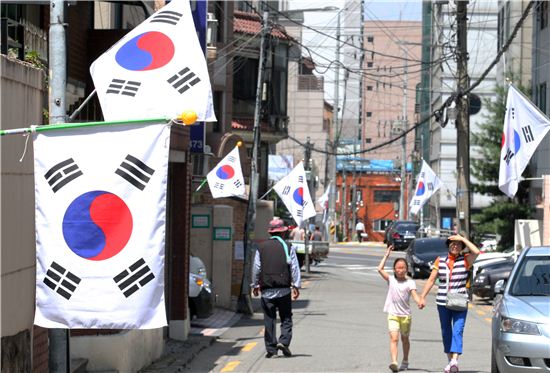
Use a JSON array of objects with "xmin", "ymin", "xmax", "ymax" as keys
[
  {"xmin": 189, "ymin": 255, "xmax": 213, "ymax": 319},
  {"xmin": 491, "ymin": 246, "xmax": 550, "ymax": 372},
  {"xmin": 472, "ymin": 248, "xmax": 516, "ymax": 277}
]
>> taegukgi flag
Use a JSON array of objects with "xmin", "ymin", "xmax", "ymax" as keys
[
  {"xmin": 499, "ymin": 85, "xmax": 550, "ymax": 197},
  {"xmin": 33, "ymin": 122, "xmax": 170, "ymax": 329},
  {"xmin": 206, "ymin": 146, "xmax": 246, "ymax": 198},
  {"xmin": 273, "ymin": 161, "xmax": 316, "ymax": 226},
  {"xmin": 409, "ymin": 160, "xmax": 442, "ymax": 216},
  {"xmin": 90, "ymin": 0, "xmax": 215, "ymax": 122}
]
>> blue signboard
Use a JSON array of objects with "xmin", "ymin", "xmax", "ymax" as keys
[{"xmin": 190, "ymin": 0, "xmax": 207, "ymax": 153}]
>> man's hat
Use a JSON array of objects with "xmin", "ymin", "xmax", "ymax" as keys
[{"xmin": 268, "ymin": 218, "xmax": 288, "ymax": 233}]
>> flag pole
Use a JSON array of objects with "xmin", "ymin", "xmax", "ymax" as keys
[
  {"xmin": 195, "ymin": 178, "xmax": 208, "ymax": 192},
  {"xmin": 258, "ymin": 187, "xmax": 273, "ymax": 200},
  {"xmin": 0, "ymin": 117, "xmax": 172, "ymax": 137}
]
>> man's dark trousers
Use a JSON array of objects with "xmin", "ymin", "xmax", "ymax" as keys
[{"xmin": 261, "ymin": 293, "xmax": 293, "ymax": 354}]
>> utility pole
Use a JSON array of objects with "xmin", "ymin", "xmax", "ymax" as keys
[
  {"xmin": 455, "ymin": 1, "xmax": 470, "ymax": 237},
  {"xmin": 49, "ymin": 1, "xmax": 69, "ymax": 372},
  {"xmin": 399, "ymin": 49, "xmax": 408, "ymax": 220},
  {"xmin": 238, "ymin": 10, "xmax": 269, "ymax": 315},
  {"xmin": 304, "ymin": 137, "xmax": 312, "ymax": 273},
  {"xmin": 329, "ymin": 10, "xmax": 341, "ymax": 242}
]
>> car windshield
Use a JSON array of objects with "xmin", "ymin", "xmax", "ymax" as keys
[
  {"xmin": 510, "ymin": 256, "xmax": 550, "ymax": 296},
  {"xmin": 414, "ymin": 240, "xmax": 448, "ymax": 255},
  {"xmin": 396, "ymin": 224, "xmax": 419, "ymax": 232}
]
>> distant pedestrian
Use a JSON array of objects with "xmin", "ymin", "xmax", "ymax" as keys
[
  {"xmin": 377, "ymin": 245, "xmax": 421, "ymax": 372},
  {"xmin": 355, "ymin": 219, "xmax": 365, "ymax": 242},
  {"xmin": 290, "ymin": 225, "xmax": 305, "ymax": 241},
  {"xmin": 310, "ymin": 226, "xmax": 323, "ymax": 265},
  {"xmin": 252, "ymin": 218, "xmax": 301, "ymax": 358},
  {"xmin": 418, "ymin": 234, "xmax": 480, "ymax": 373}
]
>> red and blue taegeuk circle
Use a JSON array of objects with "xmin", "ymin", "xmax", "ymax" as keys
[
  {"xmin": 416, "ymin": 181, "xmax": 425, "ymax": 196},
  {"xmin": 115, "ymin": 31, "xmax": 174, "ymax": 71},
  {"xmin": 501, "ymin": 130, "xmax": 521, "ymax": 153},
  {"xmin": 62, "ymin": 191, "xmax": 133, "ymax": 261},
  {"xmin": 216, "ymin": 165, "xmax": 235, "ymax": 180},
  {"xmin": 293, "ymin": 188, "xmax": 304, "ymax": 205}
]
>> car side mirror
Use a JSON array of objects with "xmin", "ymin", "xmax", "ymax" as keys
[{"xmin": 494, "ymin": 279, "xmax": 506, "ymax": 295}]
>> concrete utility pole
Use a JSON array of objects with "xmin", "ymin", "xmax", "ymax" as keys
[
  {"xmin": 49, "ymin": 1, "xmax": 70, "ymax": 371},
  {"xmin": 455, "ymin": 1, "xmax": 471, "ymax": 237},
  {"xmin": 304, "ymin": 137, "xmax": 312, "ymax": 273},
  {"xmin": 329, "ymin": 10, "xmax": 341, "ymax": 242},
  {"xmin": 399, "ymin": 49, "xmax": 408, "ymax": 220},
  {"xmin": 238, "ymin": 10, "xmax": 269, "ymax": 315}
]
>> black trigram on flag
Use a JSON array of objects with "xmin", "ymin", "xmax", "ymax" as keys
[
  {"xmin": 43, "ymin": 262, "xmax": 81, "ymax": 300},
  {"xmin": 427, "ymin": 182, "xmax": 434, "ymax": 191},
  {"xmin": 420, "ymin": 172, "xmax": 425, "ymax": 178},
  {"xmin": 297, "ymin": 209, "xmax": 303, "ymax": 217},
  {"xmin": 298, "ymin": 176, "xmax": 304, "ymax": 183},
  {"xmin": 413, "ymin": 200, "xmax": 420, "ymax": 206},
  {"xmin": 106, "ymin": 79, "xmax": 141, "ymax": 97},
  {"xmin": 44, "ymin": 158, "xmax": 83, "ymax": 193},
  {"xmin": 167, "ymin": 67, "xmax": 201, "ymax": 94},
  {"xmin": 150, "ymin": 10, "xmax": 183, "ymax": 25},
  {"xmin": 227, "ymin": 156, "xmax": 236, "ymax": 163},
  {"xmin": 503, "ymin": 148, "xmax": 515, "ymax": 165},
  {"xmin": 233, "ymin": 180, "xmax": 243, "ymax": 188},
  {"xmin": 113, "ymin": 258, "xmax": 155, "ymax": 298},
  {"xmin": 116, "ymin": 154, "xmax": 155, "ymax": 191},
  {"xmin": 521, "ymin": 125, "xmax": 534, "ymax": 143},
  {"xmin": 214, "ymin": 182, "xmax": 224, "ymax": 190},
  {"xmin": 282, "ymin": 186, "xmax": 291, "ymax": 195}
]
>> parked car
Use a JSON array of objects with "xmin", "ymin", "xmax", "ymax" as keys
[
  {"xmin": 471, "ymin": 258, "xmax": 515, "ymax": 299},
  {"xmin": 189, "ymin": 255, "xmax": 214, "ymax": 319},
  {"xmin": 472, "ymin": 247, "xmax": 516, "ymax": 277},
  {"xmin": 491, "ymin": 246, "xmax": 550, "ymax": 372},
  {"xmin": 405, "ymin": 237, "xmax": 449, "ymax": 278},
  {"xmin": 387, "ymin": 220, "xmax": 420, "ymax": 250}
]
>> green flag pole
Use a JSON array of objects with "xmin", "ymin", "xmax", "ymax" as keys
[{"xmin": 0, "ymin": 117, "xmax": 172, "ymax": 137}]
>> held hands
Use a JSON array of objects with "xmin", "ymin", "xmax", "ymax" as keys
[
  {"xmin": 292, "ymin": 287, "xmax": 300, "ymax": 300},
  {"xmin": 417, "ymin": 297, "xmax": 426, "ymax": 309}
]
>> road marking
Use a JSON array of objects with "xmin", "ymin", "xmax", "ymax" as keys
[
  {"xmin": 221, "ymin": 361, "xmax": 240, "ymax": 372},
  {"xmin": 476, "ymin": 309, "xmax": 485, "ymax": 316},
  {"xmin": 302, "ymin": 280, "xmax": 309, "ymax": 288},
  {"xmin": 485, "ymin": 317, "xmax": 492, "ymax": 323},
  {"xmin": 241, "ymin": 342, "xmax": 257, "ymax": 352}
]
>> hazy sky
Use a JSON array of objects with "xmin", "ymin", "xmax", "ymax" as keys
[{"xmin": 364, "ymin": 1, "xmax": 422, "ymax": 21}]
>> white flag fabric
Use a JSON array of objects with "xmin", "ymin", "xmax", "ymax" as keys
[
  {"xmin": 206, "ymin": 146, "xmax": 246, "ymax": 198},
  {"xmin": 317, "ymin": 184, "xmax": 330, "ymax": 211},
  {"xmin": 90, "ymin": 0, "xmax": 215, "ymax": 122},
  {"xmin": 33, "ymin": 123, "xmax": 170, "ymax": 329},
  {"xmin": 273, "ymin": 162, "xmax": 316, "ymax": 226},
  {"xmin": 409, "ymin": 160, "xmax": 442, "ymax": 216},
  {"xmin": 499, "ymin": 85, "xmax": 550, "ymax": 197}
]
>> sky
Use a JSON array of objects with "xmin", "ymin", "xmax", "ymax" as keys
[{"xmin": 364, "ymin": 1, "xmax": 422, "ymax": 21}]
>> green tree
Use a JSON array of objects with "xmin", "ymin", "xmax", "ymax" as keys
[{"xmin": 470, "ymin": 83, "xmax": 532, "ymax": 249}]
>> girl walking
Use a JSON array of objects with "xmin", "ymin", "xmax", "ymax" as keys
[{"xmin": 377, "ymin": 245, "xmax": 421, "ymax": 372}]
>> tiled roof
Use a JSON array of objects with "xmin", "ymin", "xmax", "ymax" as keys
[{"xmin": 233, "ymin": 11, "xmax": 292, "ymax": 40}]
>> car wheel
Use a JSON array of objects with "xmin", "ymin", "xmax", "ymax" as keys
[{"xmin": 491, "ymin": 346, "xmax": 500, "ymax": 373}]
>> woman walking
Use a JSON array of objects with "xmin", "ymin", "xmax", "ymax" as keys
[{"xmin": 418, "ymin": 234, "xmax": 480, "ymax": 373}]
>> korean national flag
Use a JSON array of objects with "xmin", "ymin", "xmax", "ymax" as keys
[
  {"xmin": 33, "ymin": 123, "xmax": 170, "ymax": 329},
  {"xmin": 499, "ymin": 85, "xmax": 550, "ymax": 197},
  {"xmin": 409, "ymin": 160, "xmax": 442, "ymax": 216},
  {"xmin": 273, "ymin": 161, "xmax": 316, "ymax": 226},
  {"xmin": 206, "ymin": 146, "xmax": 246, "ymax": 199},
  {"xmin": 90, "ymin": 0, "xmax": 216, "ymax": 122}
]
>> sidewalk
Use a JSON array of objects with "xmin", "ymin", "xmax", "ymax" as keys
[{"xmin": 140, "ymin": 308, "xmax": 242, "ymax": 373}]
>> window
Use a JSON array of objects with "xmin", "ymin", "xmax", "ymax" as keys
[
  {"xmin": 367, "ymin": 85, "xmax": 373, "ymax": 91},
  {"xmin": 367, "ymin": 35, "xmax": 374, "ymax": 43},
  {"xmin": 539, "ymin": 82, "xmax": 547, "ymax": 114},
  {"xmin": 373, "ymin": 219, "xmax": 393, "ymax": 232},
  {"xmin": 374, "ymin": 190, "xmax": 400, "ymax": 203},
  {"xmin": 540, "ymin": 1, "xmax": 548, "ymax": 30},
  {"xmin": 365, "ymin": 138, "xmax": 372, "ymax": 144},
  {"xmin": 367, "ymin": 62, "xmax": 373, "ymax": 68},
  {"xmin": 366, "ymin": 112, "xmax": 372, "ymax": 117}
]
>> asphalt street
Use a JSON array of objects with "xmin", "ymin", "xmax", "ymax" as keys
[{"xmin": 181, "ymin": 244, "xmax": 493, "ymax": 372}]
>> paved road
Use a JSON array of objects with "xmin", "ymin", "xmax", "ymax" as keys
[{"xmin": 183, "ymin": 244, "xmax": 493, "ymax": 372}]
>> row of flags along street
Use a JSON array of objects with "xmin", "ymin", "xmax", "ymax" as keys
[{"xmin": 20, "ymin": 0, "xmax": 550, "ymax": 333}]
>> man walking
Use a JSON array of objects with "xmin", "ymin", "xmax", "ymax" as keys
[
  {"xmin": 252, "ymin": 217, "xmax": 301, "ymax": 358},
  {"xmin": 355, "ymin": 218, "xmax": 366, "ymax": 243}
]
